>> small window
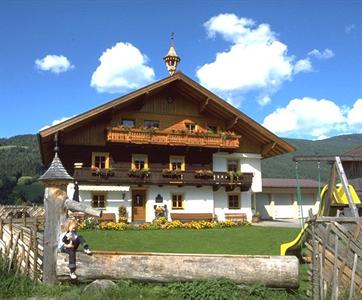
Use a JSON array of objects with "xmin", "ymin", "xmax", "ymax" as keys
[
  {"xmin": 121, "ymin": 119, "xmax": 135, "ymax": 127},
  {"xmin": 92, "ymin": 152, "xmax": 109, "ymax": 169},
  {"xmin": 172, "ymin": 194, "xmax": 184, "ymax": 209},
  {"xmin": 228, "ymin": 194, "xmax": 240, "ymax": 209},
  {"xmin": 144, "ymin": 120, "xmax": 160, "ymax": 128},
  {"xmin": 170, "ymin": 156, "xmax": 185, "ymax": 171},
  {"xmin": 92, "ymin": 194, "xmax": 106, "ymax": 209},
  {"xmin": 132, "ymin": 154, "xmax": 148, "ymax": 170},
  {"xmin": 207, "ymin": 125, "xmax": 217, "ymax": 134},
  {"xmin": 227, "ymin": 159, "xmax": 239, "ymax": 172},
  {"xmin": 185, "ymin": 123, "xmax": 196, "ymax": 133}
]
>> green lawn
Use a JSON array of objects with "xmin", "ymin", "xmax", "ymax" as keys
[{"xmin": 81, "ymin": 226, "xmax": 300, "ymax": 255}]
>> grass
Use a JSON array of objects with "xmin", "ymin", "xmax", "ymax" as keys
[
  {"xmin": 1, "ymin": 226, "xmax": 313, "ymax": 299},
  {"xmin": 81, "ymin": 226, "xmax": 300, "ymax": 255}
]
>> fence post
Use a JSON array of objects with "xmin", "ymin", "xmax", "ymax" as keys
[
  {"xmin": 311, "ymin": 220, "xmax": 320, "ymax": 300},
  {"xmin": 39, "ymin": 151, "xmax": 100, "ymax": 285}
]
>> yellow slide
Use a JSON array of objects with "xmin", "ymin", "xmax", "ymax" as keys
[{"xmin": 280, "ymin": 184, "xmax": 360, "ymax": 256}]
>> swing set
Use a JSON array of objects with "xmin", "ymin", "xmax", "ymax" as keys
[{"xmin": 280, "ymin": 155, "xmax": 362, "ymax": 256}]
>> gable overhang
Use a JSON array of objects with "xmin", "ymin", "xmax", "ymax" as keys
[{"xmin": 38, "ymin": 72, "xmax": 295, "ymax": 164}]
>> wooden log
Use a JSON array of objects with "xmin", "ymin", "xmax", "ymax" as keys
[{"xmin": 56, "ymin": 252, "xmax": 299, "ymax": 288}]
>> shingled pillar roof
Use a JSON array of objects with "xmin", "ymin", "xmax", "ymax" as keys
[{"xmin": 39, "ymin": 153, "xmax": 73, "ymax": 182}]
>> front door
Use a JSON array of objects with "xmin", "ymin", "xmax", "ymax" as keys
[{"xmin": 132, "ymin": 190, "xmax": 146, "ymax": 221}]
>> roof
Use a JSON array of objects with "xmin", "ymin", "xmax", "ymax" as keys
[
  {"xmin": 342, "ymin": 145, "xmax": 362, "ymax": 157},
  {"xmin": 39, "ymin": 153, "xmax": 73, "ymax": 182},
  {"xmin": 262, "ymin": 178, "xmax": 320, "ymax": 188},
  {"xmin": 38, "ymin": 72, "xmax": 295, "ymax": 161}
]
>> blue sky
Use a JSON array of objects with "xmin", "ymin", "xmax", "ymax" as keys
[{"xmin": 0, "ymin": 0, "xmax": 361, "ymax": 140}]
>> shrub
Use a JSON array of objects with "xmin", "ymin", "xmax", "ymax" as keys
[
  {"xmin": 78, "ymin": 217, "xmax": 98, "ymax": 230},
  {"xmin": 99, "ymin": 221, "xmax": 129, "ymax": 231}
]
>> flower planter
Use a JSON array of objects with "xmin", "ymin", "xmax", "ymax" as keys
[{"xmin": 252, "ymin": 215, "xmax": 261, "ymax": 223}]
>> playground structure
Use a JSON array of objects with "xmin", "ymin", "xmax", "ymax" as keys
[{"xmin": 280, "ymin": 155, "xmax": 362, "ymax": 299}]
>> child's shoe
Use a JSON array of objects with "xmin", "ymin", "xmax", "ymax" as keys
[
  {"xmin": 84, "ymin": 248, "xmax": 92, "ymax": 255},
  {"xmin": 70, "ymin": 272, "xmax": 77, "ymax": 279}
]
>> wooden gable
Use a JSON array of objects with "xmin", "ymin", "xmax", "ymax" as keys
[{"xmin": 39, "ymin": 72, "xmax": 295, "ymax": 165}]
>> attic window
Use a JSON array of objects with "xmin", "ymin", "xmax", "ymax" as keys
[
  {"xmin": 144, "ymin": 120, "xmax": 160, "ymax": 129},
  {"xmin": 207, "ymin": 125, "xmax": 217, "ymax": 134},
  {"xmin": 185, "ymin": 123, "xmax": 196, "ymax": 133},
  {"xmin": 121, "ymin": 119, "xmax": 135, "ymax": 128}
]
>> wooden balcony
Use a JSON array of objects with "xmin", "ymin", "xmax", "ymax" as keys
[
  {"xmin": 74, "ymin": 168, "xmax": 253, "ymax": 191},
  {"xmin": 106, "ymin": 128, "xmax": 240, "ymax": 149}
]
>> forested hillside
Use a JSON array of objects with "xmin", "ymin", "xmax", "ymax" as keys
[
  {"xmin": 1, "ymin": 133, "xmax": 362, "ymax": 204},
  {"xmin": 262, "ymin": 134, "xmax": 362, "ymax": 181},
  {"xmin": 0, "ymin": 135, "xmax": 44, "ymax": 204}
]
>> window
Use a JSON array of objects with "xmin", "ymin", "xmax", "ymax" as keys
[
  {"xmin": 144, "ymin": 120, "xmax": 160, "ymax": 128},
  {"xmin": 92, "ymin": 194, "xmax": 106, "ymax": 209},
  {"xmin": 169, "ymin": 156, "xmax": 185, "ymax": 171},
  {"xmin": 121, "ymin": 119, "xmax": 135, "ymax": 127},
  {"xmin": 228, "ymin": 194, "xmax": 240, "ymax": 209},
  {"xmin": 207, "ymin": 125, "xmax": 218, "ymax": 134},
  {"xmin": 172, "ymin": 194, "xmax": 184, "ymax": 209},
  {"xmin": 92, "ymin": 152, "xmax": 109, "ymax": 169},
  {"xmin": 185, "ymin": 123, "xmax": 196, "ymax": 133},
  {"xmin": 227, "ymin": 159, "xmax": 239, "ymax": 172},
  {"xmin": 132, "ymin": 154, "xmax": 148, "ymax": 170}
]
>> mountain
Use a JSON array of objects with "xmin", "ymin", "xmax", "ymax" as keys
[
  {"xmin": 262, "ymin": 134, "xmax": 362, "ymax": 181},
  {"xmin": 0, "ymin": 134, "xmax": 43, "ymax": 178}
]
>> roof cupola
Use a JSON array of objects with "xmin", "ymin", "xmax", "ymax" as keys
[{"xmin": 163, "ymin": 32, "xmax": 181, "ymax": 76}]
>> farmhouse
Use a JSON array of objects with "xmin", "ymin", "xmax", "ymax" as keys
[{"xmin": 38, "ymin": 42, "xmax": 295, "ymax": 223}]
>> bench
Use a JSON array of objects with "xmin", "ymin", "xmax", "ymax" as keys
[
  {"xmin": 224, "ymin": 213, "xmax": 247, "ymax": 222},
  {"xmin": 171, "ymin": 213, "xmax": 214, "ymax": 222},
  {"xmin": 99, "ymin": 212, "xmax": 116, "ymax": 222}
]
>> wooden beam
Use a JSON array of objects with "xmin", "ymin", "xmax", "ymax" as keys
[
  {"xmin": 261, "ymin": 142, "xmax": 277, "ymax": 157},
  {"xmin": 226, "ymin": 117, "xmax": 239, "ymax": 130},
  {"xmin": 294, "ymin": 155, "xmax": 362, "ymax": 162},
  {"xmin": 199, "ymin": 98, "xmax": 209, "ymax": 113}
]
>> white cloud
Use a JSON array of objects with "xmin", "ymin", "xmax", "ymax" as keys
[
  {"xmin": 347, "ymin": 99, "xmax": 362, "ymax": 126},
  {"xmin": 345, "ymin": 24, "xmax": 355, "ymax": 33},
  {"xmin": 294, "ymin": 58, "xmax": 313, "ymax": 74},
  {"xmin": 90, "ymin": 42, "xmax": 155, "ymax": 93},
  {"xmin": 35, "ymin": 55, "xmax": 74, "ymax": 74},
  {"xmin": 262, "ymin": 97, "xmax": 362, "ymax": 139},
  {"xmin": 308, "ymin": 48, "xmax": 335, "ymax": 59},
  {"xmin": 262, "ymin": 97, "xmax": 346, "ymax": 139},
  {"xmin": 39, "ymin": 116, "xmax": 74, "ymax": 131},
  {"xmin": 196, "ymin": 14, "xmax": 313, "ymax": 107}
]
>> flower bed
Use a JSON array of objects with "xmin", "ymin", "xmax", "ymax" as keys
[{"xmin": 83, "ymin": 217, "xmax": 250, "ymax": 231}]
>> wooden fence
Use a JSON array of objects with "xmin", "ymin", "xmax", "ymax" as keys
[
  {"xmin": 0, "ymin": 213, "xmax": 44, "ymax": 281},
  {"xmin": 307, "ymin": 216, "xmax": 362, "ymax": 299},
  {"xmin": 0, "ymin": 205, "xmax": 45, "ymax": 219}
]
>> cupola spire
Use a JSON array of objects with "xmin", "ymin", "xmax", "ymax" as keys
[{"xmin": 163, "ymin": 32, "xmax": 181, "ymax": 76}]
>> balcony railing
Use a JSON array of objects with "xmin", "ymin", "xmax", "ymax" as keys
[
  {"xmin": 106, "ymin": 128, "xmax": 240, "ymax": 149},
  {"xmin": 74, "ymin": 167, "xmax": 253, "ymax": 191}
]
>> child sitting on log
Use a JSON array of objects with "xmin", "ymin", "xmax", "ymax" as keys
[{"xmin": 58, "ymin": 219, "xmax": 92, "ymax": 279}]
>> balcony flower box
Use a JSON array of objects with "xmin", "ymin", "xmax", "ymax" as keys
[
  {"xmin": 227, "ymin": 171, "xmax": 244, "ymax": 182},
  {"xmin": 91, "ymin": 167, "xmax": 115, "ymax": 178},
  {"xmin": 195, "ymin": 169, "xmax": 214, "ymax": 179},
  {"xmin": 128, "ymin": 168, "xmax": 151, "ymax": 178},
  {"xmin": 162, "ymin": 169, "xmax": 183, "ymax": 179}
]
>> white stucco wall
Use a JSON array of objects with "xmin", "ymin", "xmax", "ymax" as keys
[
  {"xmin": 212, "ymin": 152, "xmax": 262, "ymax": 192},
  {"xmin": 214, "ymin": 189, "xmax": 252, "ymax": 221},
  {"xmin": 146, "ymin": 186, "xmax": 214, "ymax": 222}
]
